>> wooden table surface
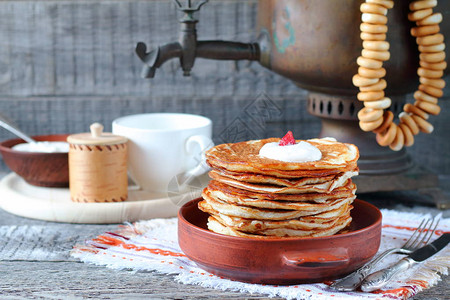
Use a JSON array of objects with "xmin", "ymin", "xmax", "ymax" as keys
[{"xmin": 1, "ymin": 188, "xmax": 449, "ymax": 299}]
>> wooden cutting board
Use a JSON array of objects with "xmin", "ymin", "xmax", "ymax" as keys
[{"xmin": 0, "ymin": 173, "xmax": 208, "ymax": 224}]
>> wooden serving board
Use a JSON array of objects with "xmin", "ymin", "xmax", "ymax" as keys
[{"xmin": 0, "ymin": 173, "xmax": 207, "ymax": 224}]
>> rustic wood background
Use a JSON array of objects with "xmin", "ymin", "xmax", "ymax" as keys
[{"xmin": 0, "ymin": 0, "xmax": 449, "ymax": 179}]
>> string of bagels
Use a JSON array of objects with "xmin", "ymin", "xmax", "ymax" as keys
[{"xmin": 353, "ymin": 0, "xmax": 446, "ymax": 150}]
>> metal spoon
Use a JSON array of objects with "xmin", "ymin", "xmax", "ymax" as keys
[{"xmin": 0, "ymin": 113, "xmax": 37, "ymax": 143}]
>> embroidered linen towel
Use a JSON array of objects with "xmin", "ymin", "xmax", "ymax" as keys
[{"xmin": 71, "ymin": 209, "xmax": 450, "ymax": 300}]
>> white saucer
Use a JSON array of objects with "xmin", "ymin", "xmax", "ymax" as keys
[{"xmin": 0, "ymin": 173, "xmax": 208, "ymax": 224}]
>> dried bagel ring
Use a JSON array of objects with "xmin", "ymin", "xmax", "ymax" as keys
[
  {"xmin": 411, "ymin": 115, "xmax": 434, "ymax": 133},
  {"xmin": 361, "ymin": 32, "xmax": 386, "ymax": 41},
  {"xmin": 419, "ymin": 60, "xmax": 447, "ymax": 70},
  {"xmin": 416, "ymin": 33, "xmax": 444, "ymax": 45},
  {"xmin": 408, "ymin": 8, "xmax": 433, "ymax": 22},
  {"xmin": 417, "ymin": 12, "xmax": 443, "ymax": 26},
  {"xmin": 415, "ymin": 100, "xmax": 441, "ymax": 115},
  {"xmin": 419, "ymin": 51, "xmax": 446, "ymax": 63},
  {"xmin": 418, "ymin": 84, "xmax": 443, "ymax": 98},
  {"xmin": 359, "ymin": 117, "xmax": 384, "ymax": 132},
  {"xmin": 419, "ymin": 77, "xmax": 446, "ymax": 89},
  {"xmin": 362, "ymin": 13, "xmax": 388, "ymax": 24},
  {"xmin": 364, "ymin": 97, "xmax": 391, "ymax": 109},
  {"xmin": 360, "ymin": 23, "xmax": 388, "ymax": 34},
  {"xmin": 410, "ymin": 0, "xmax": 437, "ymax": 11},
  {"xmin": 358, "ymin": 107, "xmax": 384, "ymax": 122},
  {"xmin": 414, "ymin": 90, "xmax": 438, "ymax": 104},
  {"xmin": 404, "ymin": 103, "xmax": 429, "ymax": 120},
  {"xmin": 357, "ymin": 90, "xmax": 385, "ymax": 101},
  {"xmin": 358, "ymin": 67, "xmax": 386, "ymax": 78},
  {"xmin": 399, "ymin": 123, "xmax": 415, "ymax": 147},
  {"xmin": 367, "ymin": 0, "xmax": 394, "ymax": 9},
  {"xmin": 352, "ymin": 74, "xmax": 379, "ymax": 87},
  {"xmin": 376, "ymin": 122, "xmax": 397, "ymax": 146},
  {"xmin": 362, "ymin": 49, "xmax": 390, "ymax": 61},
  {"xmin": 357, "ymin": 56, "xmax": 383, "ymax": 69},
  {"xmin": 362, "ymin": 41, "xmax": 390, "ymax": 51},
  {"xmin": 389, "ymin": 126, "xmax": 404, "ymax": 151},
  {"xmin": 409, "ymin": 8, "xmax": 434, "ymax": 22},
  {"xmin": 399, "ymin": 112, "xmax": 419, "ymax": 135},
  {"xmin": 373, "ymin": 110, "xmax": 394, "ymax": 133},
  {"xmin": 417, "ymin": 67, "xmax": 444, "ymax": 79},
  {"xmin": 411, "ymin": 24, "xmax": 440, "ymax": 37},
  {"xmin": 418, "ymin": 42, "xmax": 445, "ymax": 53},
  {"xmin": 359, "ymin": 79, "xmax": 387, "ymax": 92},
  {"xmin": 361, "ymin": 3, "xmax": 388, "ymax": 15}
]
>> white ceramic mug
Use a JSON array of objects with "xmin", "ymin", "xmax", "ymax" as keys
[{"xmin": 112, "ymin": 113, "xmax": 213, "ymax": 193}]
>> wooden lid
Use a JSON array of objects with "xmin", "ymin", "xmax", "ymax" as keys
[{"xmin": 67, "ymin": 123, "xmax": 127, "ymax": 145}]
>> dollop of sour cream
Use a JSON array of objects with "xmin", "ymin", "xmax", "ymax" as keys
[
  {"xmin": 259, "ymin": 141, "xmax": 322, "ymax": 163},
  {"xmin": 12, "ymin": 141, "xmax": 70, "ymax": 153}
]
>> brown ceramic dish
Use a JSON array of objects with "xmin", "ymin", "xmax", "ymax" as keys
[
  {"xmin": 178, "ymin": 198, "xmax": 382, "ymax": 285},
  {"xmin": 0, "ymin": 134, "xmax": 69, "ymax": 187}
]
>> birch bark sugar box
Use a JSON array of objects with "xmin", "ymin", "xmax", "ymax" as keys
[{"xmin": 67, "ymin": 123, "xmax": 128, "ymax": 203}]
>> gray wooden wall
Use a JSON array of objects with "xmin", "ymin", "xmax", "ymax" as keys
[{"xmin": 0, "ymin": 0, "xmax": 449, "ymax": 178}]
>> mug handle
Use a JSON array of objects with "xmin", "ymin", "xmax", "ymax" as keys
[{"xmin": 184, "ymin": 135, "xmax": 214, "ymax": 179}]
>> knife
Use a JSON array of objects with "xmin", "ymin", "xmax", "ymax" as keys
[{"xmin": 360, "ymin": 233, "xmax": 450, "ymax": 292}]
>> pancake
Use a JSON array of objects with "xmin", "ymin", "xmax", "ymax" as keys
[
  {"xmin": 205, "ymin": 137, "xmax": 359, "ymax": 173},
  {"xmin": 207, "ymin": 180, "xmax": 357, "ymax": 202},
  {"xmin": 200, "ymin": 192, "xmax": 355, "ymax": 220},
  {"xmin": 250, "ymin": 215, "xmax": 352, "ymax": 237},
  {"xmin": 200, "ymin": 202, "xmax": 352, "ymax": 231},
  {"xmin": 211, "ymin": 212, "xmax": 351, "ymax": 233},
  {"xmin": 207, "ymin": 214, "xmax": 352, "ymax": 238},
  {"xmin": 207, "ymin": 160, "xmax": 359, "ymax": 178},
  {"xmin": 204, "ymin": 186, "xmax": 356, "ymax": 210},
  {"xmin": 210, "ymin": 168, "xmax": 335, "ymax": 187},
  {"xmin": 209, "ymin": 170, "xmax": 358, "ymax": 194}
]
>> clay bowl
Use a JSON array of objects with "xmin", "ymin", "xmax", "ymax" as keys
[
  {"xmin": 178, "ymin": 198, "xmax": 382, "ymax": 285},
  {"xmin": 0, "ymin": 134, "xmax": 69, "ymax": 187}
]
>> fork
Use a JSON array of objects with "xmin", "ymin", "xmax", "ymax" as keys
[{"xmin": 330, "ymin": 216, "xmax": 439, "ymax": 291}]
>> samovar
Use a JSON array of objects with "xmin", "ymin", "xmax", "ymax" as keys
[{"xmin": 135, "ymin": 0, "xmax": 450, "ymax": 207}]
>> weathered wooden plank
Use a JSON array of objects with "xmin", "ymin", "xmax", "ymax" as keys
[
  {"xmin": 10, "ymin": 3, "xmax": 34, "ymax": 97},
  {"xmin": 0, "ymin": 258, "xmax": 448, "ymax": 299},
  {"xmin": 0, "ymin": 225, "xmax": 107, "ymax": 261},
  {"xmin": 31, "ymin": 2, "xmax": 56, "ymax": 95},
  {"xmin": 54, "ymin": 2, "xmax": 76, "ymax": 95},
  {"xmin": 73, "ymin": 3, "xmax": 96, "ymax": 94},
  {"xmin": 93, "ymin": 2, "xmax": 115, "ymax": 92},
  {"xmin": 110, "ymin": 2, "xmax": 133, "ymax": 95},
  {"xmin": 0, "ymin": 261, "xmax": 273, "ymax": 299},
  {"xmin": 0, "ymin": 3, "xmax": 13, "ymax": 95}
]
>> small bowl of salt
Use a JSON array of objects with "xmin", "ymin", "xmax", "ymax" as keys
[{"xmin": 0, "ymin": 134, "xmax": 70, "ymax": 187}]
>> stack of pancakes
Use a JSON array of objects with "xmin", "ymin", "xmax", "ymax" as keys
[{"xmin": 198, "ymin": 137, "xmax": 359, "ymax": 238}]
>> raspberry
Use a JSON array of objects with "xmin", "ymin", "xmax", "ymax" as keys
[{"xmin": 279, "ymin": 131, "xmax": 296, "ymax": 146}]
